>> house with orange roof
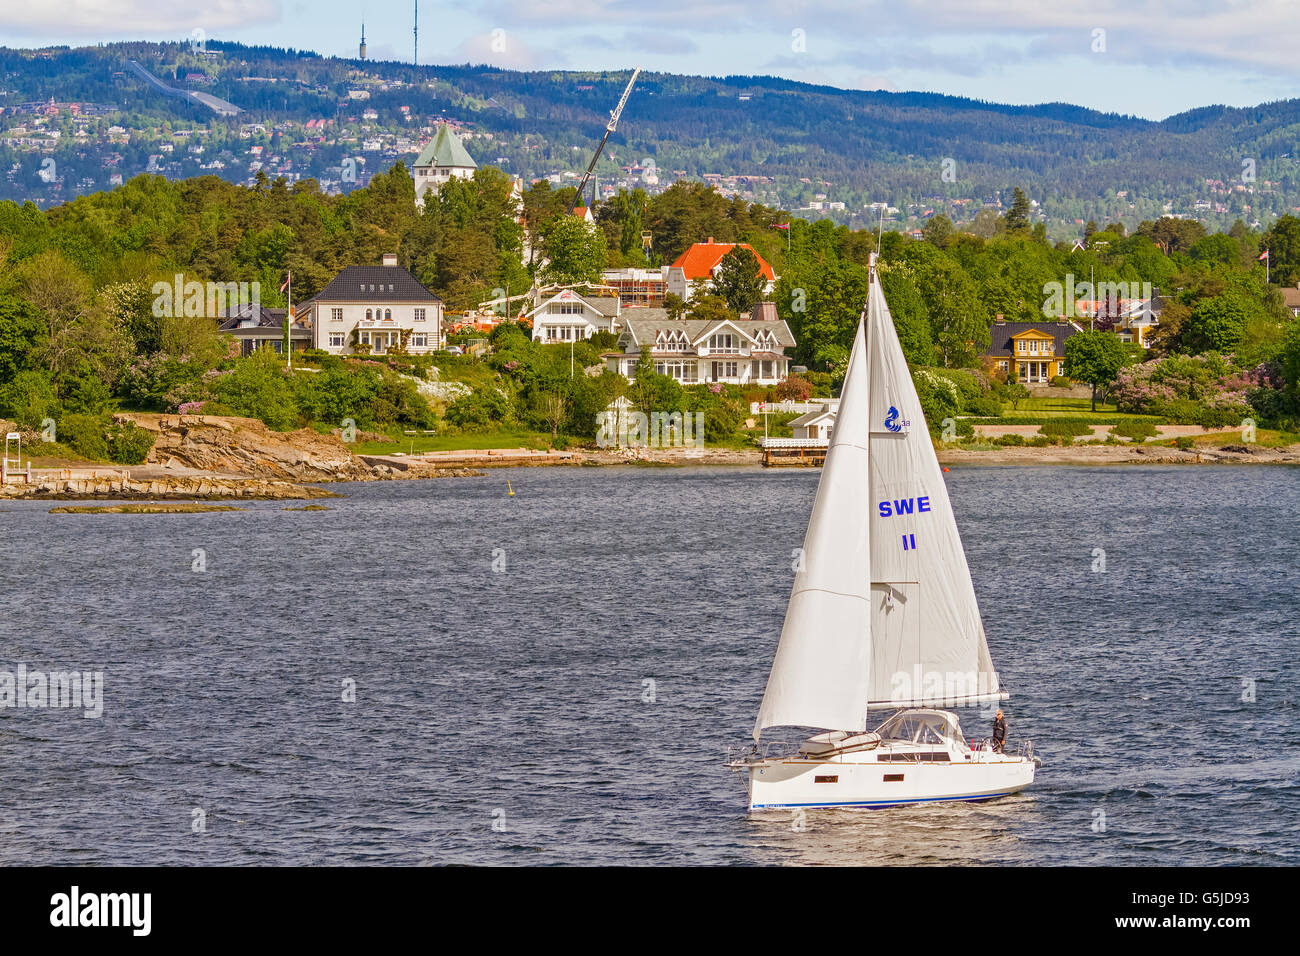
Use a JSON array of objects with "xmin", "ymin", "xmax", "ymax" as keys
[{"xmin": 669, "ymin": 238, "xmax": 777, "ymax": 301}]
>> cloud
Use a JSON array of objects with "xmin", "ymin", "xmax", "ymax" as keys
[
  {"xmin": 466, "ymin": 0, "xmax": 1300, "ymax": 79},
  {"xmin": 4, "ymin": 1, "xmax": 280, "ymax": 37},
  {"xmin": 448, "ymin": 29, "xmax": 564, "ymax": 70}
]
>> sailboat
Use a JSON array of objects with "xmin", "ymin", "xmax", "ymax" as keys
[{"xmin": 731, "ymin": 255, "xmax": 1039, "ymax": 812}]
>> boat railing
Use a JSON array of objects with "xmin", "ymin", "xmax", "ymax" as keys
[
  {"xmin": 968, "ymin": 737, "xmax": 1034, "ymax": 760},
  {"xmin": 725, "ymin": 741, "xmax": 799, "ymax": 765}
]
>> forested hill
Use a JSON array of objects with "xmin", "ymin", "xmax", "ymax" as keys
[{"xmin": 4, "ymin": 40, "xmax": 1300, "ymax": 233}]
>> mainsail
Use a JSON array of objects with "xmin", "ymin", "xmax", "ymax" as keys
[
  {"xmin": 753, "ymin": 263, "xmax": 1004, "ymax": 741},
  {"xmin": 863, "ymin": 276, "xmax": 1003, "ymax": 710}
]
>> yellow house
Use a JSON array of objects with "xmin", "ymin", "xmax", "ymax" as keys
[{"xmin": 984, "ymin": 320, "xmax": 1081, "ymax": 384}]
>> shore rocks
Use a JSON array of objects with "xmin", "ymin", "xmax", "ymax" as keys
[
  {"xmin": 121, "ymin": 413, "xmax": 373, "ymax": 482},
  {"xmin": 0, "ymin": 475, "xmax": 338, "ymax": 501}
]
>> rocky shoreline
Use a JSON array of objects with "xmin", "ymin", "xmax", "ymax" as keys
[
  {"xmin": 0, "ymin": 474, "xmax": 339, "ymax": 501},
  {"xmin": 4, "ymin": 413, "xmax": 1297, "ymax": 502}
]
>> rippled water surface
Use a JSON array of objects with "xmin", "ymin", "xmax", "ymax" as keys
[{"xmin": 1, "ymin": 465, "xmax": 1297, "ymax": 865}]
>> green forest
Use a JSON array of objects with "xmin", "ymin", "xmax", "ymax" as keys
[{"xmin": 1, "ymin": 160, "xmax": 1299, "ymax": 464}]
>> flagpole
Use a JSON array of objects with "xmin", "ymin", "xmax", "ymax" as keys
[{"xmin": 286, "ymin": 271, "xmax": 292, "ymax": 369}]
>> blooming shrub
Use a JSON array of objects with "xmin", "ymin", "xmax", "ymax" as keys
[{"xmin": 1113, "ymin": 353, "xmax": 1268, "ymax": 423}]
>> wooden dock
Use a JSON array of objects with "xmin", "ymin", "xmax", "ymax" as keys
[{"xmin": 761, "ymin": 438, "xmax": 828, "ymax": 467}]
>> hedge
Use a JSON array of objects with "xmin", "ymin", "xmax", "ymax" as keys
[
  {"xmin": 1111, "ymin": 421, "xmax": 1159, "ymax": 442},
  {"xmin": 1039, "ymin": 421, "xmax": 1093, "ymax": 437}
]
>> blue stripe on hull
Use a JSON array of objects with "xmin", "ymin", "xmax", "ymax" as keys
[{"xmin": 750, "ymin": 790, "xmax": 1019, "ymax": 811}]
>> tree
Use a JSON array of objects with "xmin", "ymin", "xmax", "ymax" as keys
[
  {"xmin": 534, "ymin": 389, "xmax": 570, "ymax": 440},
  {"xmin": 663, "ymin": 292, "xmax": 687, "ymax": 320},
  {"xmin": 922, "ymin": 214, "xmax": 954, "ymax": 248},
  {"xmin": 629, "ymin": 347, "xmax": 683, "ymax": 418},
  {"xmin": 1262, "ymin": 214, "xmax": 1300, "ymax": 287},
  {"xmin": 1183, "ymin": 288, "xmax": 1261, "ymax": 354},
  {"xmin": 685, "ymin": 293, "xmax": 736, "ymax": 325},
  {"xmin": 540, "ymin": 214, "xmax": 606, "ymax": 285},
  {"xmin": 1003, "ymin": 188, "xmax": 1031, "ymax": 234},
  {"xmin": 0, "ymin": 293, "xmax": 46, "ymax": 382},
  {"xmin": 710, "ymin": 246, "xmax": 766, "ymax": 314},
  {"xmin": 1064, "ymin": 330, "xmax": 1129, "ymax": 411}
]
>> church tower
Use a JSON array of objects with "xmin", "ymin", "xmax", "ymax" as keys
[{"xmin": 412, "ymin": 123, "xmax": 478, "ymax": 210}]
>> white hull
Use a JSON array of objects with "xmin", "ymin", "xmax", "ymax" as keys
[
  {"xmin": 737, "ymin": 710, "xmax": 1038, "ymax": 812},
  {"xmin": 745, "ymin": 753, "xmax": 1035, "ymax": 811}
]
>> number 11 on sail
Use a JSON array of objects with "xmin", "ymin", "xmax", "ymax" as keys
[{"xmin": 902, "ymin": 533, "xmax": 917, "ymax": 551}]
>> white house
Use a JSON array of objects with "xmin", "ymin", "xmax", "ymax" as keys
[
  {"xmin": 787, "ymin": 404, "xmax": 837, "ymax": 441},
  {"xmin": 305, "ymin": 255, "xmax": 444, "ymax": 355},
  {"xmin": 527, "ymin": 289, "xmax": 621, "ymax": 342},
  {"xmin": 412, "ymin": 123, "xmax": 477, "ymax": 210},
  {"xmin": 604, "ymin": 312, "xmax": 795, "ymax": 386}
]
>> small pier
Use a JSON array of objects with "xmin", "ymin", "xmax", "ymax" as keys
[{"xmin": 760, "ymin": 438, "xmax": 828, "ymax": 467}]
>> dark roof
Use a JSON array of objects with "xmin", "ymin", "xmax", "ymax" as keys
[
  {"xmin": 984, "ymin": 321, "xmax": 1082, "ymax": 358},
  {"xmin": 313, "ymin": 265, "xmax": 442, "ymax": 303},
  {"xmin": 217, "ymin": 304, "xmax": 288, "ymax": 332}
]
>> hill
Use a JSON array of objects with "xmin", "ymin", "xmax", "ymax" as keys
[{"xmin": 2, "ymin": 41, "xmax": 1300, "ymax": 234}]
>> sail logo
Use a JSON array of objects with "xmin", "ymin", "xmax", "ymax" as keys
[
  {"xmin": 878, "ymin": 496, "xmax": 931, "ymax": 518},
  {"xmin": 883, "ymin": 406, "xmax": 910, "ymax": 432}
]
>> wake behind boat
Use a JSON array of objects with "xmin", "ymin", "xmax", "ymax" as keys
[{"xmin": 730, "ymin": 254, "xmax": 1040, "ymax": 812}]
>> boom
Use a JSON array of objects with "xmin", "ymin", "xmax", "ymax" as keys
[{"xmin": 572, "ymin": 67, "xmax": 640, "ymax": 211}]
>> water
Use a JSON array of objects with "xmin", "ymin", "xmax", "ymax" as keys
[{"xmin": 0, "ymin": 465, "xmax": 1297, "ymax": 865}]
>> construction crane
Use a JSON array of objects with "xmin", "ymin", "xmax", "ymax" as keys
[{"xmin": 572, "ymin": 67, "xmax": 640, "ymax": 211}]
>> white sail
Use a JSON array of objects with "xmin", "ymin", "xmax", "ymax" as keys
[
  {"xmin": 753, "ymin": 312, "xmax": 873, "ymax": 740},
  {"xmin": 864, "ymin": 277, "xmax": 1003, "ymax": 710},
  {"xmin": 753, "ymin": 269, "xmax": 1005, "ymax": 740}
]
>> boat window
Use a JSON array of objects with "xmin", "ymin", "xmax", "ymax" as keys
[
  {"xmin": 917, "ymin": 724, "xmax": 946, "ymax": 745},
  {"xmin": 876, "ymin": 713, "xmax": 957, "ymax": 745}
]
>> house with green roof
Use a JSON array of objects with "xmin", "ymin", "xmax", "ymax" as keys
[{"xmin": 413, "ymin": 123, "xmax": 477, "ymax": 209}]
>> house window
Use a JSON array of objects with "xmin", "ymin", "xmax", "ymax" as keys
[
  {"xmin": 410, "ymin": 334, "xmax": 427, "ymax": 348},
  {"xmin": 751, "ymin": 360, "xmax": 760, "ymax": 379},
  {"xmin": 997, "ymin": 360, "xmax": 1008, "ymax": 371},
  {"xmin": 724, "ymin": 362, "xmax": 738, "ymax": 377},
  {"xmin": 366, "ymin": 309, "xmax": 373, "ymax": 321},
  {"xmin": 414, "ymin": 308, "xmax": 426, "ymax": 322},
  {"xmin": 384, "ymin": 309, "xmax": 392, "ymax": 321},
  {"xmin": 331, "ymin": 308, "xmax": 343, "ymax": 322},
  {"xmin": 762, "ymin": 360, "xmax": 773, "ymax": 378},
  {"xmin": 1017, "ymin": 341, "xmax": 1026, "ymax": 353},
  {"xmin": 328, "ymin": 333, "xmax": 345, "ymax": 348}
]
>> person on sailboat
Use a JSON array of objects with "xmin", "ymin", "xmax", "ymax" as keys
[{"xmin": 992, "ymin": 710, "xmax": 1007, "ymax": 753}]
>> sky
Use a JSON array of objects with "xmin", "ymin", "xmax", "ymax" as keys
[{"xmin": 3, "ymin": 1, "xmax": 1300, "ymax": 120}]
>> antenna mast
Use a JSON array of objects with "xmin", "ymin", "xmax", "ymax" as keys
[{"xmin": 414, "ymin": 1, "xmax": 419, "ymax": 65}]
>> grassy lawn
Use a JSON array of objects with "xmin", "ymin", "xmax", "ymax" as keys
[
  {"xmin": 1013, "ymin": 396, "xmax": 1114, "ymax": 414},
  {"xmin": 1149, "ymin": 428, "xmax": 1300, "ymax": 449},
  {"xmin": 352, "ymin": 428, "xmax": 555, "ymax": 455},
  {"xmin": 982, "ymin": 396, "xmax": 1163, "ymax": 423}
]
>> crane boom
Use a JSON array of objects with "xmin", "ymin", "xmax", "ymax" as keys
[{"xmin": 572, "ymin": 67, "xmax": 640, "ymax": 211}]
